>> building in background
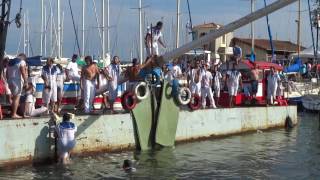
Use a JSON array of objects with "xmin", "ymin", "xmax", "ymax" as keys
[
  {"xmin": 192, "ymin": 22, "xmax": 234, "ymax": 62},
  {"xmin": 230, "ymin": 37, "xmax": 305, "ymax": 62}
]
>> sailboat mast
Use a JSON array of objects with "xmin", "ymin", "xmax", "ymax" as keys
[
  {"xmin": 176, "ymin": 0, "xmax": 180, "ymax": 49},
  {"xmin": 107, "ymin": 0, "xmax": 110, "ymax": 58},
  {"xmin": 82, "ymin": 0, "xmax": 85, "ymax": 56},
  {"xmin": 44, "ymin": 5, "xmax": 47, "ymax": 57},
  {"xmin": 139, "ymin": 0, "xmax": 143, "ymax": 63},
  {"xmin": 297, "ymin": 0, "xmax": 301, "ymax": 57},
  {"xmin": 57, "ymin": 0, "xmax": 61, "ymax": 58},
  {"xmin": 23, "ymin": 12, "xmax": 26, "ymax": 54},
  {"xmin": 27, "ymin": 11, "xmax": 30, "ymax": 57},
  {"xmin": 41, "ymin": 0, "xmax": 44, "ymax": 56},
  {"xmin": 102, "ymin": 0, "xmax": 105, "ymax": 61},
  {"xmin": 251, "ymin": 0, "xmax": 255, "ymax": 53}
]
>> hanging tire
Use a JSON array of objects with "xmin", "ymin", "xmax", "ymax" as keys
[
  {"xmin": 176, "ymin": 87, "xmax": 192, "ymax": 105},
  {"xmin": 188, "ymin": 94, "xmax": 201, "ymax": 111},
  {"xmin": 121, "ymin": 91, "xmax": 137, "ymax": 110},
  {"xmin": 134, "ymin": 82, "xmax": 150, "ymax": 101}
]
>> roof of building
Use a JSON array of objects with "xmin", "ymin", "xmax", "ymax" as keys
[
  {"xmin": 231, "ymin": 37, "xmax": 305, "ymax": 52},
  {"xmin": 192, "ymin": 22, "xmax": 222, "ymax": 30}
]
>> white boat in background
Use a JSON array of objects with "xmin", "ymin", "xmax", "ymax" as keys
[{"xmin": 302, "ymin": 94, "xmax": 320, "ymax": 111}]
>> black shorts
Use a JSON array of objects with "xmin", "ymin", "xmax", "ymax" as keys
[{"xmin": 252, "ymin": 80, "xmax": 258, "ymax": 94}]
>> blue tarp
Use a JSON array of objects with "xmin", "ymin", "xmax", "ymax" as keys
[{"xmin": 284, "ymin": 58, "xmax": 302, "ymax": 73}]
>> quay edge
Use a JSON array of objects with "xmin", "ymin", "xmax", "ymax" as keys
[{"xmin": 0, "ymin": 106, "xmax": 297, "ymax": 166}]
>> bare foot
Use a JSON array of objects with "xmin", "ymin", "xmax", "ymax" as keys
[{"xmin": 12, "ymin": 114, "xmax": 22, "ymax": 119}]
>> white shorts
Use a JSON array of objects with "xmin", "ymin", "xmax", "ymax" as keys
[
  {"xmin": 8, "ymin": 79, "xmax": 22, "ymax": 96},
  {"xmin": 43, "ymin": 85, "xmax": 57, "ymax": 105},
  {"xmin": 190, "ymin": 83, "xmax": 201, "ymax": 96},
  {"xmin": 58, "ymin": 139, "xmax": 76, "ymax": 159},
  {"xmin": 228, "ymin": 85, "xmax": 239, "ymax": 96}
]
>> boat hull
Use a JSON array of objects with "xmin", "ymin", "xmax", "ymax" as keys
[{"xmin": 0, "ymin": 106, "xmax": 297, "ymax": 166}]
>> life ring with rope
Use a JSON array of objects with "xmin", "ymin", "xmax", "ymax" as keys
[
  {"xmin": 188, "ymin": 94, "xmax": 201, "ymax": 111},
  {"xmin": 121, "ymin": 91, "xmax": 137, "ymax": 110},
  {"xmin": 176, "ymin": 87, "xmax": 192, "ymax": 105},
  {"xmin": 134, "ymin": 82, "xmax": 150, "ymax": 101}
]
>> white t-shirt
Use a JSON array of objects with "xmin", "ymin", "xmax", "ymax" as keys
[
  {"xmin": 66, "ymin": 61, "xmax": 79, "ymax": 77},
  {"xmin": 7, "ymin": 58, "xmax": 26, "ymax": 80},
  {"xmin": 42, "ymin": 65, "xmax": 58, "ymax": 87},
  {"xmin": 227, "ymin": 70, "xmax": 242, "ymax": 88},
  {"xmin": 56, "ymin": 121, "xmax": 77, "ymax": 145},
  {"xmin": 148, "ymin": 28, "xmax": 163, "ymax": 45},
  {"xmin": 107, "ymin": 64, "xmax": 121, "ymax": 90},
  {"xmin": 201, "ymin": 70, "xmax": 213, "ymax": 88},
  {"xmin": 213, "ymin": 71, "xmax": 222, "ymax": 89}
]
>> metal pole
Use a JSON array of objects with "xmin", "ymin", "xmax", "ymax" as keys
[
  {"xmin": 61, "ymin": 11, "xmax": 64, "ymax": 58},
  {"xmin": 102, "ymin": 0, "xmax": 105, "ymax": 61},
  {"xmin": 57, "ymin": 0, "xmax": 61, "ymax": 58},
  {"xmin": 44, "ymin": 5, "xmax": 47, "ymax": 57},
  {"xmin": 23, "ymin": 12, "xmax": 26, "ymax": 54},
  {"xmin": 139, "ymin": 0, "xmax": 143, "ymax": 64},
  {"xmin": 176, "ymin": 0, "xmax": 180, "ymax": 49},
  {"xmin": 41, "ymin": 0, "xmax": 44, "ymax": 56},
  {"xmin": 27, "ymin": 11, "xmax": 30, "ymax": 57},
  {"xmin": 297, "ymin": 0, "xmax": 301, "ymax": 57},
  {"xmin": 107, "ymin": 0, "xmax": 110, "ymax": 56},
  {"xmin": 251, "ymin": 0, "xmax": 255, "ymax": 53},
  {"xmin": 82, "ymin": 0, "xmax": 85, "ymax": 56}
]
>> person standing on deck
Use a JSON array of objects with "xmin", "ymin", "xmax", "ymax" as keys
[
  {"xmin": 250, "ymin": 63, "xmax": 259, "ymax": 99},
  {"xmin": 145, "ymin": 21, "xmax": 166, "ymax": 56},
  {"xmin": 55, "ymin": 113, "xmax": 77, "ymax": 165},
  {"xmin": 226, "ymin": 63, "xmax": 242, "ymax": 107},
  {"xmin": 81, "ymin": 56, "xmax": 100, "ymax": 114},
  {"xmin": 66, "ymin": 54, "xmax": 80, "ymax": 82},
  {"xmin": 233, "ymin": 45, "xmax": 242, "ymax": 64},
  {"xmin": 106, "ymin": 56, "xmax": 121, "ymax": 113},
  {"xmin": 267, "ymin": 67, "xmax": 280, "ymax": 105},
  {"xmin": 41, "ymin": 58, "xmax": 58, "ymax": 113},
  {"xmin": 201, "ymin": 63, "xmax": 216, "ymax": 109},
  {"xmin": 188, "ymin": 60, "xmax": 202, "ymax": 96},
  {"xmin": 6, "ymin": 53, "xmax": 28, "ymax": 119},
  {"xmin": 211, "ymin": 65, "xmax": 222, "ymax": 106},
  {"xmin": 56, "ymin": 64, "xmax": 65, "ymax": 113}
]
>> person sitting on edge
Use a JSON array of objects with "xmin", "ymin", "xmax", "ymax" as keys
[
  {"xmin": 6, "ymin": 53, "xmax": 28, "ymax": 119},
  {"xmin": 226, "ymin": 63, "xmax": 242, "ymax": 108},
  {"xmin": 267, "ymin": 67, "xmax": 281, "ymax": 105},
  {"xmin": 65, "ymin": 54, "xmax": 80, "ymax": 82},
  {"xmin": 201, "ymin": 63, "xmax": 216, "ymax": 109},
  {"xmin": 211, "ymin": 65, "xmax": 222, "ymax": 106},
  {"xmin": 41, "ymin": 58, "xmax": 58, "ymax": 113},
  {"xmin": 55, "ymin": 113, "xmax": 77, "ymax": 165},
  {"xmin": 81, "ymin": 56, "xmax": 100, "ymax": 114},
  {"xmin": 250, "ymin": 63, "xmax": 259, "ymax": 99}
]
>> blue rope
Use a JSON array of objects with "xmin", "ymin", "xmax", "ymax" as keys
[
  {"xmin": 308, "ymin": 0, "xmax": 317, "ymax": 60},
  {"xmin": 264, "ymin": 0, "xmax": 275, "ymax": 61}
]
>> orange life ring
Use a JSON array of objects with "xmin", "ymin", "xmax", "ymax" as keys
[
  {"xmin": 188, "ymin": 94, "xmax": 201, "ymax": 111},
  {"xmin": 121, "ymin": 91, "xmax": 137, "ymax": 110}
]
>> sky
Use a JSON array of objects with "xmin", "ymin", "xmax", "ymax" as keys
[{"xmin": 5, "ymin": 0, "xmax": 315, "ymax": 61}]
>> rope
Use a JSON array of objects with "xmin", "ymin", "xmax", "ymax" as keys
[
  {"xmin": 308, "ymin": 0, "xmax": 317, "ymax": 62},
  {"xmin": 264, "ymin": 0, "xmax": 275, "ymax": 61},
  {"xmin": 68, "ymin": 0, "xmax": 81, "ymax": 56}
]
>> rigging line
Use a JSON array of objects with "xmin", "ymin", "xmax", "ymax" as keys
[
  {"xmin": 68, "ymin": 0, "xmax": 81, "ymax": 56},
  {"xmin": 92, "ymin": 0, "xmax": 103, "ymax": 53},
  {"xmin": 111, "ymin": 0, "xmax": 124, "ymax": 55},
  {"xmin": 307, "ymin": 0, "xmax": 316, "ymax": 60},
  {"xmin": 16, "ymin": 26, "xmax": 23, "ymax": 54},
  {"xmin": 263, "ymin": 0, "xmax": 275, "ymax": 59}
]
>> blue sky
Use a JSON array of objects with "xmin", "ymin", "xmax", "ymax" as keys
[{"xmin": 6, "ymin": 0, "xmax": 312, "ymax": 61}]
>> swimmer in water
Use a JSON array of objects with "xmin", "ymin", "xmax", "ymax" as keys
[{"xmin": 122, "ymin": 159, "xmax": 136, "ymax": 172}]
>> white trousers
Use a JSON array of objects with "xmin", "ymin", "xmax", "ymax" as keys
[
  {"xmin": 268, "ymin": 83, "xmax": 278, "ymax": 103},
  {"xmin": 201, "ymin": 87, "xmax": 216, "ymax": 108},
  {"xmin": 83, "ymin": 79, "xmax": 96, "ymax": 113}
]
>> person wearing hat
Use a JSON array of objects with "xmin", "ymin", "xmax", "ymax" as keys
[
  {"xmin": 81, "ymin": 56, "xmax": 100, "ymax": 114},
  {"xmin": 41, "ymin": 57, "xmax": 59, "ymax": 113},
  {"xmin": 201, "ymin": 63, "xmax": 216, "ymax": 109},
  {"xmin": 55, "ymin": 113, "xmax": 77, "ymax": 164},
  {"xmin": 145, "ymin": 21, "xmax": 166, "ymax": 56}
]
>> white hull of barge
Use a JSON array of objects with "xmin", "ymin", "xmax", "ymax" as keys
[{"xmin": 0, "ymin": 106, "xmax": 297, "ymax": 166}]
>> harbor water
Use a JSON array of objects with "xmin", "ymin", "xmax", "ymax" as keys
[{"xmin": 0, "ymin": 112, "xmax": 319, "ymax": 179}]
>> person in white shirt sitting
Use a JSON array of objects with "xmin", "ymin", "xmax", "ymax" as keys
[{"xmin": 201, "ymin": 63, "xmax": 216, "ymax": 109}]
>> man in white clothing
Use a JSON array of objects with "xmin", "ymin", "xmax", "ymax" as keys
[
  {"xmin": 41, "ymin": 58, "xmax": 59, "ymax": 113},
  {"xmin": 6, "ymin": 53, "xmax": 28, "ymax": 118},
  {"xmin": 211, "ymin": 65, "xmax": 222, "ymax": 106},
  {"xmin": 145, "ymin": 21, "xmax": 166, "ymax": 56},
  {"xmin": 201, "ymin": 63, "xmax": 216, "ymax": 109},
  {"xmin": 187, "ymin": 60, "xmax": 202, "ymax": 96},
  {"xmin": 267, "ymin": 67, "xmax": 281, "ymax": 105},
  {"xmin": 226, "ymin": 63, "xmax": 242, "ymax": 107},
  {"xmin": 106, "ymin": 56, "xmax": 121, "ymax": 112},
  {"xmin": 81, "ymin": 56, "xmax": 100, "ymax": 113},
  {"xmin": 66, "ymin": 54, "xmax": 80, "ymax": 82}
]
